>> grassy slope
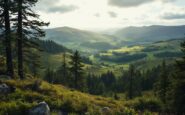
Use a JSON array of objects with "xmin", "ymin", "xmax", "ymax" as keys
[{"xmin": 0, "ymin": 78, "xmax": 130, "ymax": 115}]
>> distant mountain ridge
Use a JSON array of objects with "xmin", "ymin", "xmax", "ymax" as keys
[
  {"xmin": 44, "ymin": 25, "xmax": 185, "ymax": 52},
  {"xmin": 45, "ymin": 27, "xmax": 116, "ymax": 43},
  {"xmin": 44, "ymin": 27, "xmax": 118, "ymax": 52},
  {"xmin": 114, "ymin": 25, "xmax": 185, "ymax": 42}
]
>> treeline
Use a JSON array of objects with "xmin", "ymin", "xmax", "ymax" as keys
[
  {"xmin": 98, "ymin": 53, "xmax": 147, "ymax": 63},
  {"xmin": 34, "ymin": 39, "xmax": 71, "ymax": 54},
  {"xmin": 45, "ymin": 41, "xmax": 185, "ymax": 114}
]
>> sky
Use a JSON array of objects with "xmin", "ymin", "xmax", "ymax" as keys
[{"xmin": 35, "ymin": 0, "xmax": 185, "ymax": 31}]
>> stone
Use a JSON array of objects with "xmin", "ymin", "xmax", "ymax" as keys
[
  {"xmin": 29, "ymin": 101, "xmax": 50, "ymax": 115},
  {"xmin": 0, "ymin": 83, "xmax": 15, "ymax": 94},
  {"xmin": 101, "ymin": 107, "xmax": 111, "ymax": 115}
]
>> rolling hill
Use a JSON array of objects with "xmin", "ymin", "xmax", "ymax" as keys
[
  {"xmin": 93, "ymin": 39, "xmax": 183, "ymax": 70},
  {"xmin": 44, "ymin": 25, "xmax": 185, "ymax": 52},
  {"xmin": 114, "ymin": 25, "xmax": 185, "ymax": 42},
  {"xmin": 44, "ymin": 27, "xmax": 118, "ymax": 52}
]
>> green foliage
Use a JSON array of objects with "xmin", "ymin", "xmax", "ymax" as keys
[
  {"xmin": 69, "ymin": 50, "xmax": 86, "ymax": 91},
  {"xmin": 44, "ymin": 68, "xmax": 55, "ymax": 83},
  {"xmin": 35, "ymin": 39, "xmax": 71, "ymax": 54},
  {"xmin": 125, "ymin": 96, "xmax": 162, "ymax": 112},
  {"xmin": 162, "ymin": 41, "xmax": 185, "ymax": 113},
  {"xmin": 0, "ymin": 101, "xmax": 36, "ymax": 115},
  {"xmin": 0, "ymin": 56, "xmax": 6, "ymax": 73},
  {"xmin": 126, "ymin": 65, "xmax": 142, "ymax": 99},
  {"xmin": 154, "ymin": 51, "xmax": 183, "ymax": 58},
  {"xmin": 154, "ymin": 60, "xmax": 170, "ymax": 104},
  {"xmin": 0, "ymin": 79, "xmax": 125, "ymax": 114}
]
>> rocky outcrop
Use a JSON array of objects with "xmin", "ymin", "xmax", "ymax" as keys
[{"xmin": 29, "ymin": 101, "xmax": 50, "ymax": 115}]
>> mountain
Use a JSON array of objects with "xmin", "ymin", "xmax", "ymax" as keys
[
  {"xmin": 44, "ymin": 26, "xmax": 185, "ymax": 52},
  {"xmin": 114, "ymin": 25, "xmax": 185, "ymax": 42},
  {"xmin": 44, "ymin": 27, "xmax": 118, "ymax": 52},
  {"xmin": 45, "ymin": 27, "xmax": 116, "ymax": 43}
]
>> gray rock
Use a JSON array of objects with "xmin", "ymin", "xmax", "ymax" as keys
[
  {"xmin": 29, "ymin": 101, "xmax": 50, "ymax": 115},
  {"xmin": 100, "ymin": 107, "xmax": 111, "ymax": 115},
  {"xmin": 0, "ymin": 83, "xmax": 11, "ymax": 94}
]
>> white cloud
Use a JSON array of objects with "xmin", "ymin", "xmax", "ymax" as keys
[
  {"xmin": 35, "ymin": 0, "xmax": 185, "ymax": 31},
  {"xmin": 108, "ymin": 0, "xmax": 176, "ymax": 7}
]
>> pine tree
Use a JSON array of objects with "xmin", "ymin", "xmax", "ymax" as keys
[
  {"xmin": 128, "ymin": 64, "xmax": 134, "ymax": 99},
  {"xmin": 44, "ymin": 68, "xmax": 54, "ymax": 83},
  {"xmin": 167, "ymin": 41, "xmax": 185, "ymax": 114},
  {"xmin": 56, "ymin": 52, "xmax": 70, "ymax": 85},
  {"xmin": 0, "ymin": 0, "xmax": 14, "ymax": 77},
  {"xmin": 126, "ymin": 64, "xmax": 141, "ymax": 99},
  {"xmin": 13, "ymin": 0, "xmax": 49, "ymax": 79},
  {"xmin": 24, "ymin": 41, "xmax": 42, "ymax": 77},
  {"xmin": 69, "ymin": 50, "xmax": 85, "ymax": 91},
  {"xmin": 154, "ymin": 60, "xmax": 169, "ymax": 104}
]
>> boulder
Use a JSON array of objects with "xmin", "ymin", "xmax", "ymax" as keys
[
  {"xmin": 100, "ymin": 107, "xmax": 111, "ymax": 115},
  {"xmin": 29, "ymin": 101, "xmax": 50, "ymax": 115},
  {"xmin": 0, "ymin": 83, "xmax": 15, "ymax": 94}
]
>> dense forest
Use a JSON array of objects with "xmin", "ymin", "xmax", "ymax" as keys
[{"xmin": 0, "ymin": 0, "xmax": 185, "ymax": 115}]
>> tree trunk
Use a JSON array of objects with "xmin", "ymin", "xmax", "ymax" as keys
[
  {"xmin": 17, "ymin": 0, "xmax": 24, "ymax": 79},
  {"xmin": 4, "ymin": 0, "xmax": 14, "ymax": 78}
]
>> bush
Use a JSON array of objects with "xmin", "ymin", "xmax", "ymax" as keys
[
  {"xmin": 0, "ymin": 101, "xmax": 35, "ymax": 115},
  {"xmin": 125, "ymin": 97, "xmax": 162, "ymax": 112}
]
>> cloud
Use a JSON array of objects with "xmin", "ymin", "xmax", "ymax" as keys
[
  {"xmin": 47, "ymin": 5, "xmax": 78, "ymax": 13},
  {"xmin": 108, "ymin": 11, "xmax": 117, "ymax": 18},
  {"xmin": 161, "ymin": 13, "xmax": 185, "ymax": 20},
  {"xmin": 35, "ymin": 0, "xmax": 78, "ymax": 13},
  {"xmin": 108, "ymin": 0, "xmax": 176, "ymax": 7}
]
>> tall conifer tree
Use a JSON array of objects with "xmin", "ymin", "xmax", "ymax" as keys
[
  {"xmin": 0, "ymin": 0, "xmax": 14, "ymax": 77},
  {"xmin": 13, "ymin": 0, "xmax": 49, "ymax": 79}
]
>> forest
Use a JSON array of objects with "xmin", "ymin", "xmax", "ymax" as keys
[{"xmin": 0, "ymin": 0, "xmax": 185, "ymax": 115}]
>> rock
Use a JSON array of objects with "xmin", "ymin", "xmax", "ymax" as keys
[
  {"xmin": 0, "ymin": 83, "xmax": 15, "ymax": 94},
  {"xmin": 29, "ymin": 101, "xmax": 50, "ymax": 115},
  {"xmin": 100, "ymin": 107, "xmax": 111, "ymax": 115}
]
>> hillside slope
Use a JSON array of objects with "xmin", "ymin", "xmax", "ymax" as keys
[
  {"xmin": 0, "ymin": 79, "xmax": 129, "ymax": 115},
  {"xmin": 94, "ymin": 39, "xmax": 183, "ymax": 70},
  {"xmin": 114, "ymin": 25, "xmax": 185, "ymax": 42},
  {"xmin": 44, "ymin": 27, "xmax": 118, "ymax": 52}
]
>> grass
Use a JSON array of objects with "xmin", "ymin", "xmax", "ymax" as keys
[{"xmin": 0, "ymin": 78, "xmax": 129, "ymax": 115}]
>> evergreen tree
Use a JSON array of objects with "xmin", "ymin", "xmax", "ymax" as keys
[
  {"xmin": 0, "ymin": 0, "xmax": 14, "ymax": 77},
  {"xmin": 154, "ymin": 60, "xmax": 169, "ymax": 104},
  {"xmin": 56, "ymin": 52, "xmax": 71, "ymax": 86},
  {"xmin": 126, "ymin": 64, "xmax": 141, "ymax": 99},
  {"xmin": 13, "ymin": 0, "xmax": 49, "ymax": 79},
  {"xmin": 167, "ymin": 41, "xmax": 185, "ymax": 114},
  {"xmin": 87, "ymin": 74, "xmax": 105, "ymax": 95},
  {"xmin": 44, "ymin": 68, "xmax": 55, "ymax": 83},
  {"xmin": 69, "ymin": 50, "xmax": 85, "ymax": 91},
  {"xmin": 24, "ymin": 42, "xmax": 42, "ymax": 77},
  {"xmin": 100, "ymin": 71, "xmax": 116, "ymax": 92},
  {"xmin": 128, "ymin": 64, "xmax": 134, "ymax": 99}
]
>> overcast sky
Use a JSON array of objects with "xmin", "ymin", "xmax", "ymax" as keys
[{"xmin": 35, "ymin": 0, "xmax": 185, "ymax": 31}]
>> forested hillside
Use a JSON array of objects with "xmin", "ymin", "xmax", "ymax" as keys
[{"xmin": 0, "ymin": 0, "xmax": 185, "ymax": 115}]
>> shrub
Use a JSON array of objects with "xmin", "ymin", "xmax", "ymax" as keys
[
  {"xmin": 125, "ymin": 97, "xmax": 162, "ymax": 112},
  {"xmin": 0, "ymin": 101, "xmax": 35, "ymax": 115}
]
